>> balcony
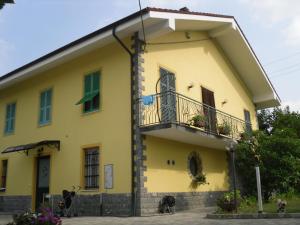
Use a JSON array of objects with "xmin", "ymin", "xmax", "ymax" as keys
[{"xmin": 138, "ymin": 91, "xmax": 251, "ymax": 150}]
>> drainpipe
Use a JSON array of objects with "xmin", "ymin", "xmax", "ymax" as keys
[{"xmin": 112, "ymin": 27, "xmax": 136, "ymax": 216}]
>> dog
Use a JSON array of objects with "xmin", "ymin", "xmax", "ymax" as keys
[{"xmin": 159, "ymin": 196, "xmax": 176, "ymax": 214}]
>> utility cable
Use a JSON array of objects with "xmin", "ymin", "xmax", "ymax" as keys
[{"xmin": 138, "ymin": 0, "xmax": 146, "ymax": 51}]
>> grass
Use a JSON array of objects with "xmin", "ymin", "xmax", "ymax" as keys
[{"xmin": 217, "ymin": 194, "xmax": 300, "ymax": 214}]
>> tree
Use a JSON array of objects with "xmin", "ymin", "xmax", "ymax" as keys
[
  {"xmin": 236, "ymin": 107, "xmax": 300, "ymax": 200},
  {"xmin": 0, "ymin": 0, "xmax": 14, "ymax": 10}
]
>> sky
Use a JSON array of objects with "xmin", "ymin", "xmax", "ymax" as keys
[{"xmin": 0, "ymin": 0, "xmax": 300, "ymax": 111}]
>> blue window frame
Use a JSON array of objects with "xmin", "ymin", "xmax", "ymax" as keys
[
  {"xmin": 39, "ymin": 89, "xmax": 52, "ymax": 125},
  {"xmin": 4, "ymin": 103, "xmax": 16, "ymax": 134}
]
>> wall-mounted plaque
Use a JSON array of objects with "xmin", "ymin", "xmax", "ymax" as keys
[{"xmin": 104, "ymin": 164, "xmax": 113, "ymax": 189}]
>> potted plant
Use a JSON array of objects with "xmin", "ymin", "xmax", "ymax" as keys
[
  {"xmin": 218, "ymin": 120, "xmax": 231, "ymax": 136},
  {"xmin": 190, "ymin": 173, "xmax": 208, "ymax": 189},
  {"xmin": 217, "ymin": 190, "xmax": 242, "ymax": 212},
  {"xmin": 189, "ymin": 114, "xmax": 206, "ymax": 128}
]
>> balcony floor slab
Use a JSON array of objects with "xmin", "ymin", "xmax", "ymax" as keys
[{"xmin": 140, "ymin": 123, "xmax": 232, "ymax": 150}]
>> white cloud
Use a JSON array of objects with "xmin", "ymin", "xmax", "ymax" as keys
[
  {"xmin": 282, "ymin": 101, "xmax": 300, "ymax": 112},
  {"xmin": 240, "ymin": 0, "xmax": 300, "ymax": 46}
]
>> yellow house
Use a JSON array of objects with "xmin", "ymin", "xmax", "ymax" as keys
[{"xmin": 0, "ymin": 7, "xmax": 280, "ymax": 216}]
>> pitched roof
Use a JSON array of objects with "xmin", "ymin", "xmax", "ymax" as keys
[
  {"xmin": 0, "ymin": 7, "xmax": 233, "ymax": 82},
  {"xmin": 0, "ymin": 7, "xmax": 280, "ymax": 108}
]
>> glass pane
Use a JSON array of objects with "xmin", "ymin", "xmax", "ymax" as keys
[
  {"xmin": 84, "ymin": 100, "xmax": 91, "ymax": 112},
  {"xmin": 46, "ymin": 90, "xmax": 52, "ymax": 107},
  {"xmin": 11, "ymin": 103, "xmax": 16, "ymax": 118},
  {"xmin": 40, "ymin": 92, "xmax": 46, "ymax": 108},
  {"xmin": 45, "ymin": 107, "xmax": 51, "ymax": 122},
  {"xmin": 10, "ymin": 118, "xmax": 14, "ymax": 132},
  {"xmin": 39, "ymin": 108, "xmax": 45, "ymax": 124},
  {"xmin": 4, "ymin": 120, "xmax": 9, "ymax": 133},
  {"xmin": 92, "ymin": 94, "xmax": 99, "ymax": 110},
  {"xmin": 38, "ymin": 158, "xmax": 50, "ymax": 188}
]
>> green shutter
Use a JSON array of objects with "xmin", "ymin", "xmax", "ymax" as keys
[
  {"xmin": 5, "ymin": 103, "xmax": 16, "ymax": 134},
  {"xmin": 39, "ymin": 89, "xmax": 52, "ymax": 125},
  {"xmin": 76, "ymin": 72, "xmax": 100, "ymax": 112},
  {"xmin": 92, "ymin": 72, "xmax": 100, "ymax": 92},
  {"xmin": 85, "ymin": 75, "xmax": 92, "ymax": 95}
]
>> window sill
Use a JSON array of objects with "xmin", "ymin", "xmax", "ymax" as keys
[
  {"xmin": 80, "ymin": 188, "xmax": 99, "ymax": 193},
  {"xmin": 82, "ymin": 109, "xmax": 100, "ymax": 116},
  {"xmin": 3, "ymin": 132, "xmax": 14, "ymax": 137},
  {"xmin": 38, "ymin": 122, "xmax": 51, "ymax": 128}
]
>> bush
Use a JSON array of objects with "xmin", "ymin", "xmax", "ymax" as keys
[
  {"xmin": 7, "ymin": 207, "xmax": 61, "ymax": 225},
  {"xmin": 217, "ymin": 191, "xmax": 242, "ymax": 212},
  {"xmin": 236, "ymin": 130, "xmax": 300, "ymax": 200}
]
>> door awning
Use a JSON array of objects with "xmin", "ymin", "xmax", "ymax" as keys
[{"xmin": 2, "ymin": 140, "xmax": 60, "ymax": 154}]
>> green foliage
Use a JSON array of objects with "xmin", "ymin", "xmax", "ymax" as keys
[
  {"xmin": 218, "ymin": 120, "xmax": 231, "ymax": 135},
  {"xmin": 236, "ymin": 107, "xmax": 300, "ymax": 200},
  {"xmin": 6, "ymin": 207, "xmax": 61, "ymax": 225},
  {"xmin": 0, "ymin": 0, "xmax": 14, "ymax": 10},
  {"xmin": 6, "ymin": 211, "xmax": 35, "ymax": 225},
  {"xmin": 190, "ymin": 173, "xmax": 208, "ymax": 189},
  {"xmin": 189, "ymin": 113, "xmax": 206, "ymax": 128},
  {"xmin": 216, "ymin": 190, "xmax": 242, "ymax": 212}
]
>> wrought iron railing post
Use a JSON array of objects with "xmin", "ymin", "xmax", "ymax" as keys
[{"xmin": 176, "ymin": 92, "xmax": 180, "ymax": 124}]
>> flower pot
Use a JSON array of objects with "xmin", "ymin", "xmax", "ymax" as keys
[
  {"xmin": 218, "ymin": 126, "xmax": 230, "ymax": 135},
  {"xmin": 194, "ymin": 120, "xmax": 205, "ymax": 128}
]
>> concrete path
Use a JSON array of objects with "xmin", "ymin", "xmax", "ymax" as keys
[{"xmin": 1, "ymin": 212, "xmax": 299, "ymax": 225}]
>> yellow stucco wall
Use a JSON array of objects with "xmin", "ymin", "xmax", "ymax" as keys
[
  {"xmin": 142, "ymin": 31, "xmax": 258, "ymax": 193},
  {"xmin": 144, "ymin": 136, "xmax": 229, "ymax": 192},
  {"xmin": 0, "ymin": 40, "xmax": 132, "ymax": 197},
  {"xmin": 143, "ymin": 31, "xmax": 258, "ymax": 127},
  {"xmin": 0, "ymin": 30, "xmax": 260, "ymax": 199}
]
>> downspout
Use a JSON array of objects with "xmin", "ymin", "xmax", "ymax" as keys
[{"xmin": 112, "ymin": 27, "xmax": 136, "ymax": 216}]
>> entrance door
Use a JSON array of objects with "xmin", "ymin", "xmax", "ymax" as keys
[
  {"xmin": 201, "ymin": 87, "xmax": 217, "ymax": 133},
  {"xmin": 35, "ymin": 156, "xmax": 50, "ymax": 210},
  {"xmin": 160, "ymin": 68, "xmax": 176, "ymax": 123}
]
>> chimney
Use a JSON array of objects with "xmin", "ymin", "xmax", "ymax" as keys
[{"xmin": 179, "ymin": 7, "xmax": 190, "ymax": 12}]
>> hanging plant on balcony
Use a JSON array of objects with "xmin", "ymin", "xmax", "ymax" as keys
[
  {"xmin": 218, "ymin": 120, "xmax": 231, "ymax": 136},
  {"xmin": 189, "ymin": 114, "xmax": 206, "ymax": 128},
  {"xmin": 188, "ymin": 152, "xmax": 209, "ymax": 190}
]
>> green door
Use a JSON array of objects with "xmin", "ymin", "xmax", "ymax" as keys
[{"xmin": 35, "ymin": 156, "xmax": 50, "ymax": 211}]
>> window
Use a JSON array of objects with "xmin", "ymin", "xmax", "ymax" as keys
[
  {"xmin": 1, "ymin": 160, "xmax": 8, "ymax": 190},
  {"xmin": 4, "ymin": 102, "xmax": 16, "ymax": 134},
  {"xmin": 84, "ymin": 147, "xmax": 99, "ymax": 189},
  {"xmin": 189, "ymin": 156, "xmax": 199, "ymax": 177},
  {"xmin": 188, "ymin": 152, "xmax": 202, "ymax": 178},
  {"xmin": 244, "ymin": 110, "xmax": 252, "ymax": 133},
  {"xmin": 76, "ymin": 72, "xmax": 100, "ymax": 113},
  {"xmin": 39, "ymin": 89, "xmax": 52, "ymax": 125}
]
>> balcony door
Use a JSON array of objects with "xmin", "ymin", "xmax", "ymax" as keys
[
  {"xmin": 160, "ymin": 68, "xmax": 176, "ymax": 123},
  {"xmin": 201, "ymin": 87, "xmax": 217, "ymax": 133}
]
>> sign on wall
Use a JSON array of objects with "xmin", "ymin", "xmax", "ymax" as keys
[{"xmin": 104, "ymin": 164, "xmax": 113, "ymax": 189}]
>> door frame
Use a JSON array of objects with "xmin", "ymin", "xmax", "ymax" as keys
[
  {"xmin": 33, "ymin": 155, "xmax": 51, "ymax": 211},
  {"xmin": 159, "ymin": 67, "xmax": 177, "ymax": 123},
  {"xmin": 201, "ymin": 86, "xmax": 217, "ymax": 133}
]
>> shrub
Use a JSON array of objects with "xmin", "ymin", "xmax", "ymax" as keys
[
  {"xmin": 236, "ymin": 130, "xmax": 300, "ymax": 200},
  {"xmin": 216, "ymin": 190, "xmax": 242, "ymax": 212},
  {"xmin": 7, "ymin": 207, "xmax": 61, "ymax": 225}
]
